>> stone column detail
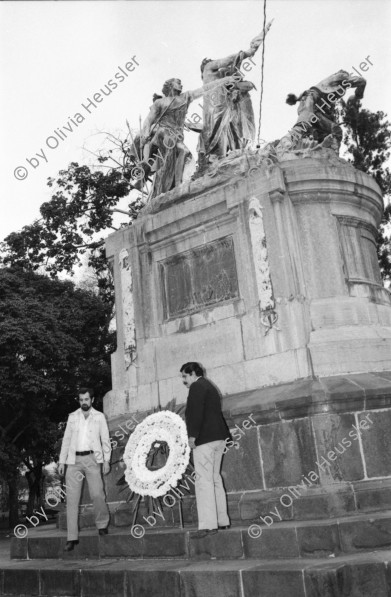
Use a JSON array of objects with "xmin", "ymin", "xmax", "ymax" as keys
[
  {"xmin": 119, "ymin": 248, "xmax": 136, "ymax": 368},
  {"xmin": 248, "ymin": 196, "xmax": 278, "ymax": 332}
]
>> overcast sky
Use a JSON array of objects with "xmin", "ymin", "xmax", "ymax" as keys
[{"xmin": 1, "ymin": 0, "xmax": 390, "ymax": 242}]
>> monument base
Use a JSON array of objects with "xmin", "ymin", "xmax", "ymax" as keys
[
  {"xmin": 9, "ymin": 153, "xmax": 391, "ymax": 597},
  {"xmin": 67, "ymin": 371, "xmax": 391, "ymax": 533}
]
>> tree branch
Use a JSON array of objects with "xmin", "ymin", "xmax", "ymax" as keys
[
  {"xmin": 111, "ymin": 208, "xmax": 130, "ymax": 215},
  {"xmin": 11, "ymin": 423, "xmax": 31, "ymax": 444}
]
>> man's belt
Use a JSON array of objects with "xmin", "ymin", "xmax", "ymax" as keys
[{"xmin": 75, "ymin": 450, "xmax": 94, "ymax": 456}]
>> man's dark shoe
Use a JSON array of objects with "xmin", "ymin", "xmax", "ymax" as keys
[
  {"xmin": 64, "ymin": 540, "xmax": 78, "ymax": 552},
  {"xmin": 218, "ymin": 525, "xmax": 230, "ymax": 530},
  {"xmin": 194, "ymin": 529, "xmax": 218, "ymax": 538},
  {"xmin": 98, "ymin": 527, "xmax": 108, "ymax": 536}
]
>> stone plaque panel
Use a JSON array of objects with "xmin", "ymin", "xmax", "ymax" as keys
[{"xmin": 159, "ymin": 236, "xmax": 239, "ymax": 319}]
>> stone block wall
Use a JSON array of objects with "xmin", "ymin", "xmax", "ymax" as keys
[{"xmin": 68, "ymin": 371, "xmax": 391, "ymax": 528}]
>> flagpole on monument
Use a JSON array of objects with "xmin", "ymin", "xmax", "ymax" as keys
[{"xmin": 256, "ymin": 1, "xmax": 271, "ymax": 148}]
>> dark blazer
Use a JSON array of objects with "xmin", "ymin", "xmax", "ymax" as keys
[{"xmin": 185, "ymin": 377, "xmax": 231, "ymax": 447}]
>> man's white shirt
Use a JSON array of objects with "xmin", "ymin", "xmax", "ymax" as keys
[{"xmin": 76, "ymin": 410, "xmax": 93, "ymax": 452}]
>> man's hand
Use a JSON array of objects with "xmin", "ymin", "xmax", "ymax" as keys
[
  {"xmin": 189, "ymin": 437, "xmax": 196, "ymax": 450},
  {"xmin": 58, "ymin": 464, "xmax": 65, "ymax": 476},
  {"xmin": 102, "ymin": 462, "xmax": 110, "ymax": 475}
]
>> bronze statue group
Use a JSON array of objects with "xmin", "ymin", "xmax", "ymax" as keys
[{"xmin": 128, "ymin": 20, "xmax": 367, "ymax": 199}]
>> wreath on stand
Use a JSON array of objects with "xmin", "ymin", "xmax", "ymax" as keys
[
  {"xmin": 114, "ymin": 401, "xmax": 193, "ymax": 533},
  {"xmin": 124, "ymin": 410, "xmax": 190, "ymax": 497}
]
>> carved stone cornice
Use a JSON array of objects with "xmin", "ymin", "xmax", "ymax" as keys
[{"xmin": 335, "ymin": 215, "xmax": 378, "ymax": 237}]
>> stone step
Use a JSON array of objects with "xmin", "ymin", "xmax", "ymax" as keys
[
  {"xmin": 66, "ymin": 477, "xmax": 391, "ymax": 531},
  {"xmin": 1, "ymin": 550, "xmax": 391, "ymax": 596},
  {"xmin": 12, "ymin": 510, "xmax": 391, "ymax": 562}
]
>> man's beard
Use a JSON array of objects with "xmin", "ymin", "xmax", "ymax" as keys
[{"xmin": 81, "ymin": 404, "xmax": 91, "ymax": 411}]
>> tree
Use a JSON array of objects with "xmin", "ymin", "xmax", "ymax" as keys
[
  {"xmin": 339, "ymin": 96, "xmax": 391, "ymax": 283},
  {"xmin": 0, "ymin": 132, "xmax": 145, "ymax": 303},
  {"xmin": 0, "ymin": 267, "xmax": 115, "ymax": 526}
]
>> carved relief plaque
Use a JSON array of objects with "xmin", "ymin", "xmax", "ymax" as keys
[{"xmin": 160, "ymin": 237, "xmax": 239, "ymax": 319}]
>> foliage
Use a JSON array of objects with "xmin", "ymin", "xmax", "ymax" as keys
[
  {"xmin": 340, "ymin": 97, "xmax": 391, "ymax": 283},
  {"xmin": 0, "ymin": 267, "xmax": 115, "ymax": 522},
  {"xmin": 0, "ymin": 156, "xmax": 144, "ymax": 303}
]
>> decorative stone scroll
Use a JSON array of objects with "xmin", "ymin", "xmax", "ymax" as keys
[
  {"xmin": 248, "ymin": 196, "xmax": 278, "ymax": 333},
  {"xmin": 160, "ymin": 237, "xmax": 239, "ymax": 320},
  {"xmin": 119, "ymin": 248, "xmax": 136, "ymax": 368}
]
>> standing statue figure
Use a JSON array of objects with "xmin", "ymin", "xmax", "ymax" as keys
[
  {"xmin": 276, "ymin": 70, "xmax": 367, "ymax": 154},
  {"xmin": 198, "ymin": 22, "xmax": 273, "ymax": 169},
  {"xmin": 134, "ymin": 76, "xmax": 235, "ymax": 198}
]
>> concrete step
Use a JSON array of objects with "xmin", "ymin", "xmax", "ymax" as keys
[
  {"xmin": 66, "ymin": 478, "xmax": 391, "ymax": 532},
  {"xmin": 11, "ymin": 510, "xmax": 391, "ymax": 562},
  {"xmin": 1, "ymin": 550, "xmax": 391, "ymax": 596}
]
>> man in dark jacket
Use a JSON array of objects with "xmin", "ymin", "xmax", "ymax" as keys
[{"xmin": 181, "ymin": 362, "xmax": 231, "ymax": 537}]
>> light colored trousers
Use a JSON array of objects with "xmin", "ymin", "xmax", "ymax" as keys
[
  {"xmin": 65, "ymin": 454, "xmax": 109, "ymax": 540},
  {"xmin": 193, "ymin": 440, "xmax": 230, "ymax": 530}
]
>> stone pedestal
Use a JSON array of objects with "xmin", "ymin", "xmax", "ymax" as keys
[
  {"xmin": 105, "ymin": 148, "xmax": 390, "ymax": 420},
  {"xmin": 100, "ymin": 148, "xmax": 391, "ymax": 516}
]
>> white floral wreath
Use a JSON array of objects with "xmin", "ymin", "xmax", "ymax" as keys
[{"xmin": 123, "ymin": 410, "xmax": 190, "ymax": 498}]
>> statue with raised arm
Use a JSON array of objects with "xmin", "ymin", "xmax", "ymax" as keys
[
  {"xmin": 198, "ymin": 22, "xmax": 273, "ymax": 169},
  {"xmin": 276, "ymin": 70, "xmax": 367, "ymax": 155},
  {"xmin": 132, "ymin": 76, "xmax": 235, "ymax": 198}
]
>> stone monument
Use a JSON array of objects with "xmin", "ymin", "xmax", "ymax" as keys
[
  {"xmin": 104, "ymin": 136, "xmax": 391, "ymax": 500},
  {"xmin": 11, "ymin": 58, "xmax": 391, "ymax": 597},
  {"xmin": 102, "ymin": 54, "xmax": 391, "ymax": 509}
]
